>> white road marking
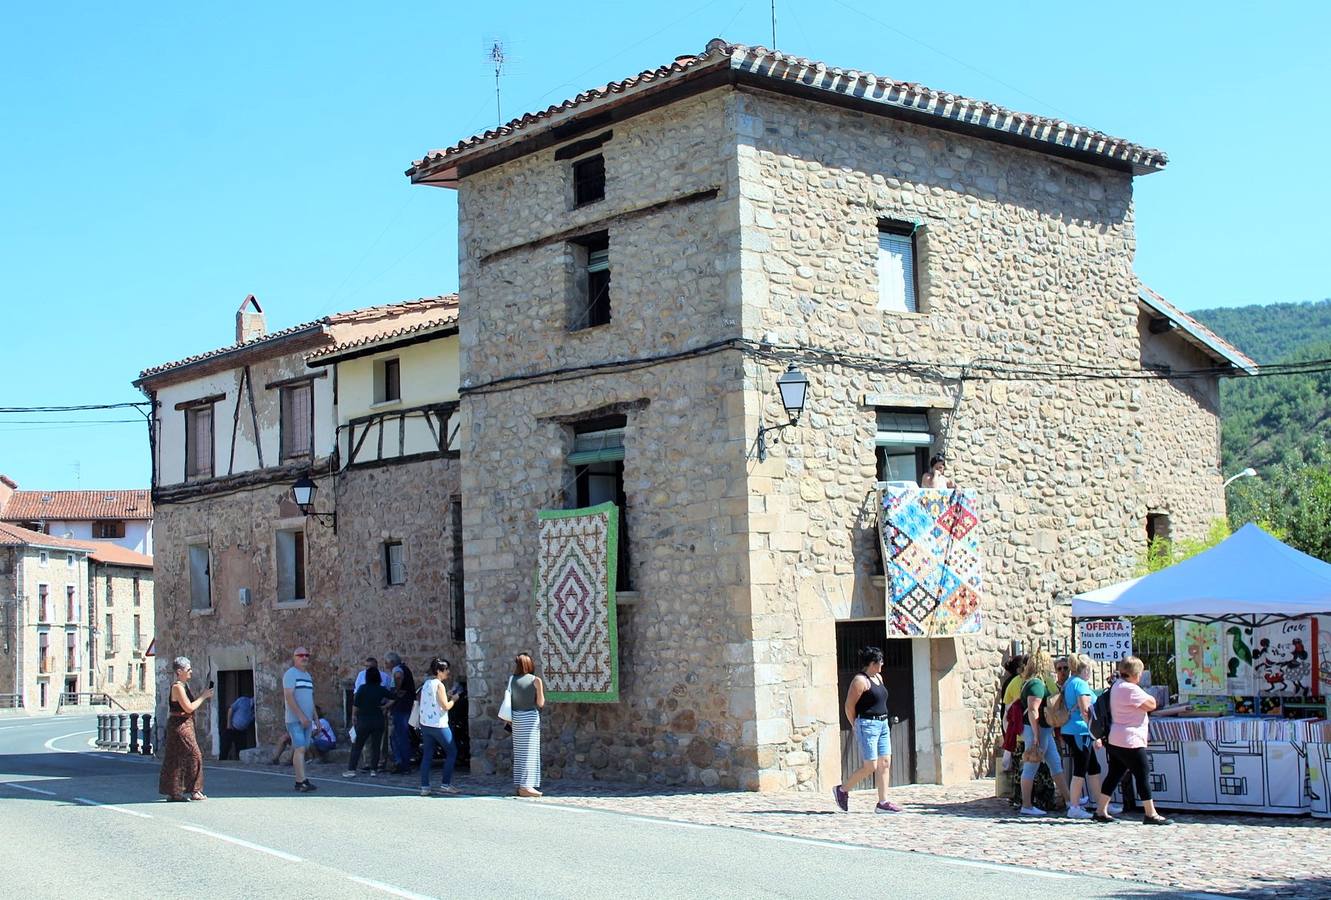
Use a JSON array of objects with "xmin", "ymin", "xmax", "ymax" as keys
[
  {"xmin": 176, "ymin": 825, "xmax": 304, "ymax": 863},
  {"xmin": 346, "ymin": 875, "xmax": 440, "ymax": 900},
  {"xmin": 756, "ymin": 834, "xmax": 857, "ymax": 851},
  {"xmin": 43, "ymin": 730, "xmax": 95, "ymax": 752},
  {"xmin": 945, "ymin": 858, "xmax": 1074, "ymax": 880},
  {"xmin": 1, "ymin": 781, "xmax": 57, "ymax": 796},
  {"xmin": 74, "ymin": 796, "xmax": 153, "ymax": 819}
]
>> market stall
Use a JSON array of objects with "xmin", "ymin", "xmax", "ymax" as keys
[{"xmin": 1071, "ymin": 524, "xmax": 1331, "ymax": 817}]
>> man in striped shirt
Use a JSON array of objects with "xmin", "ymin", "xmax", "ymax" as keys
[{"xmin": 282, "ymin": 647, "xmax": 318, "ymax": 793}]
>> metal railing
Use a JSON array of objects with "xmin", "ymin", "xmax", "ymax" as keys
[
  {"xmin": 56, "ymin": 692, "xmax": 121, "ymax": 713},
  {"xmin": 104, "ymin": 636, "xmax": 121, "ymax": 656},
  {"xmin": 0, "ymin": 694, "xmax": 23, "ymax": 709}
]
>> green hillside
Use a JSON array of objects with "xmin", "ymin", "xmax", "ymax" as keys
[{"xmin": 1191, "ymin": 299, "xmax": 1331, "ymax": 471}]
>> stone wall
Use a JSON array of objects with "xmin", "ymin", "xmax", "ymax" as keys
[
  {"xmin": 94, "ymin": 563, "xmax": 155, "ymax": 706},
  {"xmin": 152, "ymin": 455, "xmax": 462, "ymax": 753}
]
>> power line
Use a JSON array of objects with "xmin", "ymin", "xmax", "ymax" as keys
[{"xmin": 0, "ymin": 402, "xmax": 148, "ymax": 414}]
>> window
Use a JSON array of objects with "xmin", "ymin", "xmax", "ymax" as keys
[
  {"xmin": 132, "ymin": 614, "xmax": 141, "ymax": 650},
  {"xmin": 188, "ymin": 544, "xmax": 211, "ymax": 611},
  {"xmin": 570, "ymin": 231, "xmax": 611, "ymax": 330},
  {"xmin": 375, "ymin": 358, "xmax": 401, "ymax": 404},
  {"xmin": 185, "ymin": 405, "xmax": 215, "ymax": 480},
  {"xmin": 66, "ymin": 632, "xmax": 78, "ymax": 671},
  {"xmin": 276, "ymin": 529, "xmax": 306, "ymax": 603},
  {"xmin": 37, "ymin": 584, "xmax": 50, "ymax": 623},
  {"xmin": 572, "ymin": 154, "xmax": 606, "ymax": 207},
  {"xmin": 138, "ymin": 664, "xmax": 146, "ymax": 691},
  {"xmin": 107, "ymin": 665, "xmax": 114, "ymax": 684},
  {"xmin": 105, "ymin": 614, "xmax": 114, "ymax": 656},
  {"xmin": 66, "ymin": 553, "xmax": 75, "ymax": 569},
  {"xmin": 450, "ymin": 497, "xmax": 465, "ymax": 642},
  {"xmin": 38, "ymin": 633, "xmax": 50, "ymax": 673},
  {"xmin": 569, "ymin": 417, "xmax": 631, "ymax": 591},
  {"xmin": 38, "ymin": 550, "xmax": 48, "ymax": 567},
  {"xmin": 104, "ymin": 578, "xmax": 112, "ymax": 606},
  {"xmin": 384, "ymin": 540, "xmax": 405, "ymax": 586},
  {"xmin": 133, "ymin": 574, "xmax": 141, "ymax": 607},
  {"xmin": 1146, "ymin": 513, "xmax": 1172, "ymax": 555},
  {"xmin": 877, "ymin": 222, "xmax": 919, "ymax": 313},
  {"xmin": 66, "ymin": 585, "xmax": 77, "ymax": 623},
  {"xmin": 93, "ymin": 520, "xmax": 126, "ymax": 539},
  {"xmin": 39, "ymin": 682, "xmax": 47, "ymax": 708},
  {"xmin": 874, "ymin": 408, "xmax": 933, "ymax": 484},
  {"xmin": 280, "ymin": 382, "xmax": 314, "ymax": 462}
]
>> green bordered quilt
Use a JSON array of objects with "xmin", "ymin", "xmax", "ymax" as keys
[{"xmin": 535, "ymin": 502, "xmax": 620, "ymax": 702}]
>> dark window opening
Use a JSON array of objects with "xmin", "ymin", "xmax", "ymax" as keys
[
  {"xmin": 93, "ymin": 520, "xmax": 126, "ymax": 539},
  {"xmin": 570, "ymin": 231, "xmax": 610, "ymax": 331},
  {"xmin": 570, "ymin": 416, "xmax": 630, "ymax": 590},
  {"xmin": 185, "ymin": 405, "xmax": 214, "ymax": 480},
  {"xmin": 572, "ymin": 154, "xmax": 606, "ymax": 207},
  {"xmin": 377, "ymin": 358, "xmax": 401, "ymax": 403},
  {"xmin": 449, "ymin": 498, "xmax": 465, "ymax": 642}
]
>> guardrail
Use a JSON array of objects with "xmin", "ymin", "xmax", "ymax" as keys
[
  {"xmin": 95, "ymin": 712, "xmax": 154, "ymax": 755},
  {"xmin": 0, "ymin": 694, "xmax": 23, "ymax": 710},
  {"xmin": 55, "ymin": 692, "xmax": 123, "ymax": 714}
]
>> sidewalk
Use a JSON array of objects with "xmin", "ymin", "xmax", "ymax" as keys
[{"xmin": 230, "ymin": 759, "xmax": 1330, "ymax": 898}]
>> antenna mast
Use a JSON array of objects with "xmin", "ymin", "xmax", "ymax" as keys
[
  {"xmin": 488, "ymin": 40, "xmax": 507, "ymax": 126},
  {"xmin": 771, "ymin": 0, "xmax": 777, "ymax": 48}
]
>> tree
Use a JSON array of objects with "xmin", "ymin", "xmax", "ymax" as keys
[{"xmin": 1229, "ymin": 446, "xmax": 1331, "ymax": 563}]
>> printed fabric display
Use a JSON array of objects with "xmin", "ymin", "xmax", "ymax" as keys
[
  {"xmin": 1190, "ymin": 618, "xmax": 1321, "ymax": 698},
  {"xmin": 534, "ymin": 502, "xmax": 620, "ymax": 702},
  {"xmin": 879, "ymin": 485, "xmax": 982, "ymax": 637}
]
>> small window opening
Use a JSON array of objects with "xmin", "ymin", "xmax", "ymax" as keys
[{"xmin": 572, "ymin": 154, "xmax": 606, "ymax": 207}]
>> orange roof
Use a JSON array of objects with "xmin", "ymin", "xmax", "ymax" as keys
[
  {"xmin": 1, "ymin": 489, "xmax": 152, "ymax": 522},
  {"xmin": 307, "ymin": 295, "xmax": 458, "ymax": 365},
  {"xmin": 86, "ymin": 543, "xmax": 153, "ymax": 569}
]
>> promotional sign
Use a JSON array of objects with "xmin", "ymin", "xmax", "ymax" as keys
[{"xmin": 1078, "ymin": 619, "xmax": 1133, "ymax": 661}]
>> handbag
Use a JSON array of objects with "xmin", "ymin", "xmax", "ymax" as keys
[
  {"xmin": 1043, "ymin": 684, "xmax": 1071, "ymax": 728},
  {"xmin": 497, "ymin": 676, "xmax": 514, "ymax": 723},
  {"xmin": 407, "ymin": 684, "xmax": 423, "ymax": 729}
]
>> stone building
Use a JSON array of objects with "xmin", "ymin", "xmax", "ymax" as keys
[
  {"xmin": 133, "ymin": 294, "xmax": 463, "ymax": 754},
  {"xmin": 89, "ymin": 542, "xmax": 156, "ymax": 706},
  {"xmin": 406, "ymin": 40, "xmax": 1253, "ymax": 790}
]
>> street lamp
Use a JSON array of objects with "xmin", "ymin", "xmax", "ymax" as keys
[
  {"xmin": 1222, "ymin": 467, "xmax": 1257, "ymax": 489},
  {"xmin": 291, "ymin": 474, "xmax": 337, "ymax": 532},
  {"xmin": 756, "ymin": 364, "xmax": 809, "ymax": 462}
]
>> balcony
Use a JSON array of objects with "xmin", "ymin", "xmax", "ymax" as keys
[
  {"xmin": 104, "ymin": 637, "xmax": 121, "ymax": 657},
  {"xmin": 38, "ymin": 656, "xmax": 53, "ymax": 675},
  {"xmin": 66, "ymin": 655, "xmax": 79, "ymax": 672}
]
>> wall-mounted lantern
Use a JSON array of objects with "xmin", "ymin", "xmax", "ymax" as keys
[{"xmin": 756, "ymin": 364, "xmax": 809, "ymax": 462}]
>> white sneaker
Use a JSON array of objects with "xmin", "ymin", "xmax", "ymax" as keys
[
  {"xmin": 342, "ymin": 770, "xmax": 357, "ymax": 778},
  {"xmin": 1108, "ymin": 803, "xmax": 1122, "ymax": 815},
  {"xmin": 1019, "ymin": 806, "xmax": 1046, "ymax": 817},
  {"xmin": 1066, "ymin": 805, "xmax": 1093, "ymax": 820}
]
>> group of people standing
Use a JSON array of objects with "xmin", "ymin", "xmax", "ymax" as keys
[
  {"xmin": 158, "ymin": 646, "xmax": 547, "ymax": 802},
  {"xmin": 1002, "ymin": 649, "xmax": 1176, "ymax": 824}
]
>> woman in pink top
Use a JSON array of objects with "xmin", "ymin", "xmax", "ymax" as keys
[{"xmin": 1095, "ymin": 656, "xmax": 1172, "ymax": 825}]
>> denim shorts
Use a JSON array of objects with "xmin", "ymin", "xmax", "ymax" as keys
[
  {"xmin": 856, "ymin": 717, "xmax": 892, "ymax": 761},
  {"xmin": 1021, "ymin": 724, "xmax": 1064, "ymax": 779},
  {"xmin": 286, "ymin": 722, "xmax": 313, "ymax": 749}
]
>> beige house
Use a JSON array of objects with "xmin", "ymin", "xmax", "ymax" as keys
[
  {"xmin": 134, "ymin": 295, "xmax": 463, "ymax": 754},
  {"xmin": 0, "ymin": 522, "xmax": 153, "ymax": 711},
  {"xmin": 0, "ymin": 478, "xmax": 153, "ymax": 556},
  {"xmin": 406, "ymin": 39, "xmax": 1253, "ymax": 790}
]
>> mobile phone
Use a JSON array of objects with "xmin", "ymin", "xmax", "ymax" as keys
[{"xmin": 207, "ymin": 680, "xmax": 215, "ymax": 690}]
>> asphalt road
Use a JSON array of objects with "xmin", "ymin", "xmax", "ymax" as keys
[{"xmin": 0, "ymin": 715, "xmax": 1198, "ymax": 899}]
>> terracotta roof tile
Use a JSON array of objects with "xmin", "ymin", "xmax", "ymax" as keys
[
  {"xmin": 85, "ymin": 543, "xmax": 153, "ymax": 569},
  {"xmin": 408, "ymin": 39, "xmax": 1167, "ymax": 182},
  {"xmin": 136, "ymin": 295, "xmax": 459, "ymax": 384},
  {"xmin": 1, "ymin": 490, "xmax": 152, "ymax": 522},
  {"xmin": 307, "ymin": 295, "xmax": 459, "ymax": 363},
  {"xmin": 0, "ymin": 521, "xmax": 95, "ymax": 550}
]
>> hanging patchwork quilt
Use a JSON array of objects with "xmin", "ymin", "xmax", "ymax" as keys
[
  {"xmin": 1182, "ymin": 617, "xmax": 1321, "ymax": 698},
  {"xmin": 1175, "ymin": 620, "xmax": 1226, "ymax": 696},
  {"xmin": 535, "ymin": 502, "xmax": 620, "ymax": 702},
  {"xmin": 879, "ymin": 485, "xmax": 983, "ymax": 637}
]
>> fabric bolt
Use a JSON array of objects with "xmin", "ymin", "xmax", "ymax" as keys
[
  {"xmin": 159, "ymin": 686, "xmax": 204, "ymax": 797},
  {"xmin": 419, "ymin": 725, "xmax": 457, "ymax": 788},
  {"xmin": 535, "ymin": 502, "xmax": 620, "ymax": 701},
  {"xmin": 511, "ymin": 709, "xmax": 542, "ymax": 788},
  {"xmin": 1109, "ymin": 681, "xmax": 1151, "ymax": 749},
  {"xmin": 855, "ymin": 717, "xmax": 891, "ymax": 761},
  {"xmin": 1020, "ymin": 724, "xmax": 1063, "ymax": 780},
  {"xmin": 879, "ymin": 485, "xmax": 983, "ymax": 637}
]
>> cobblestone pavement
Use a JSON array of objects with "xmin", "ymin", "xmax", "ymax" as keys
[{"xmin": 247, "ymin": 759, "xmax": 1331, "ymax": 898}]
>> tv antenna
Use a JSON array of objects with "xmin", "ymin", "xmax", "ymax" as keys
[{"xmin": 487, "ymin": 39, "xmax": 508, "ymax": 126}]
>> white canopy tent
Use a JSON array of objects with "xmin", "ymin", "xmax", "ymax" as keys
[{"xmin": 1071, "ymin": 523, "xmax": 1331, "ymax": 624}]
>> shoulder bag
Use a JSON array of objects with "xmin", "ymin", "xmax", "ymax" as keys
[
  {"xmin": 407, "ymin": 684, "xmax": 423, "ymax": 729},
  {"xmin": 498, "ymin": 676, "xmax": 514, "ymax": 723},
  {"xmin": 1043, "ymin": 683, "xmax": 1071, "ymax": 728}
]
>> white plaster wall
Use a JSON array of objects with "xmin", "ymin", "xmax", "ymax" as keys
[
  {"xmin": 153, "ymin": 352, "xmax": 336, "ymax": 487},
  {"xmin": 334, "ymin": 337, "xmax": 460, "ymax": 461},
  {"xmin": 39, "ymin": 520, "xmax": 151, "ymax": 555}
]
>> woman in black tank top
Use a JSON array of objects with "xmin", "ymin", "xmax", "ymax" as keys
[{"xmin": 832, "ymin": 646, "xmax": 901, "ymax": 814}]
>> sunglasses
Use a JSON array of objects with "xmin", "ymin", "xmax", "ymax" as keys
[{"xmin": 296, "ymin": 653, "xmax": 311, "ymax": 658}]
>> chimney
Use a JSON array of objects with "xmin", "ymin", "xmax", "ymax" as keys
[
  {"xmin": 236, "ymin": 294, "xmax": 266, "ymax": 344},
  {"xmin": 0, "ymin": 475, "xmax": 15, "ymax": 512}
]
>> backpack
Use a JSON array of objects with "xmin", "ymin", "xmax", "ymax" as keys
[
  {"xmin": 1043, "ymin": 683, "xmax": 1070, "ymax": 728},
  {"xmin": 1090, "ymin": 686, "xmax": 1114, "ymax": 741}
]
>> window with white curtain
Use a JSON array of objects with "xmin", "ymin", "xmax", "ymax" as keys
[{"xmin": 877, "ymin": 225, "xmax": 918, "ymax": 313}]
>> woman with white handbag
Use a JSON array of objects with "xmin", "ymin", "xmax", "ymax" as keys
[{"xmin": 507, "ymin": 653, "xmax": 545, "ymax": 797}]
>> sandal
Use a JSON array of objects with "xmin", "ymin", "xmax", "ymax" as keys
[
  {"xmin": 190, "ymin": 792, "xmax": 208, "ymax": 801},
  {"xmin": 168, "ymin": 794, "xmax": 190, "ymax": 802}
]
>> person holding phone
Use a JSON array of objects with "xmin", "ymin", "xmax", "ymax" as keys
[
  {"xmin": 159, "ymin": 656, "xmax": 212, "ymax": 801},
  {"xmin": 417, "ymin": 657, "xmax": 461, "ymax": 796}
]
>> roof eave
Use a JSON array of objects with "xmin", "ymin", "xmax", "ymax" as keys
[
  {"xmin": 1138, "ymin": 290, "xmax": 1257, "ymax": 375},
  {"xmin": 134, "ymin": 323, "xmax": 330, "ymax": 389},
  {"xmin": 306, "ymin": 323, "xmax": 460, "ymax": 368}
]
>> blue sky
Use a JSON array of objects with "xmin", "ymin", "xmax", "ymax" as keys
[{"xmin": 3, "ymin": 2, "xmax": 1328, "ymax": 490}]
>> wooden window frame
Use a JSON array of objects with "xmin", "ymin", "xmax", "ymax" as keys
[
  {"xmin": 184, "ymin": 403, "xmax": 216, "ymax": 481},
  {"xmin": 384, "ymin": 540, "xmax": 406, "ymax": 586},
  {"xmin": 877, "ymin": 219, "xmax": 921, "ymax": 315},
  {"xmin": 276, "ymin": 528, "xmax": 307, "ymax": 604},
  {"xmin": 570, "ymin": 231, "xmax": 611, "ymax": 331},
  {"xmin": 377, "ymin": 358, "xmax": 402, "ymax": 404},
  {"xmin": 572, "ymin": 154, "xmax": 606, "ymax": 208},
  {"xmin": 279, "ymin": 381, "xmax": 315, "ymax": 463}
]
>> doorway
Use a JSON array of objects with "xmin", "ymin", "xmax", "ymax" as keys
[
  {"xmin": 836, "ymin": 621, "xmax": 916, "ymax": 786},
  {"xmin": 216, "ymin": 668, "xmax": 256, "ymax": 758}
]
